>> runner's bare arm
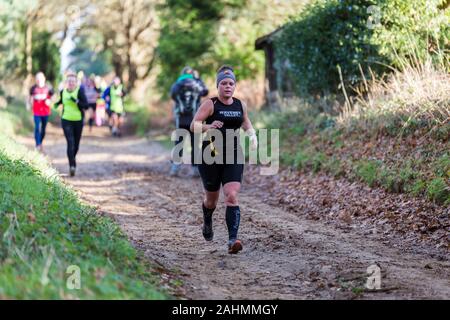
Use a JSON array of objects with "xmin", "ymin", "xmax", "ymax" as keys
[
  {"xmin": 190, "ymin": 99, "xmax": 223, "ymax": 132},
  {"xmin": 241, "ymin": 101, "xmax": 258, "ymax": 150},
  {"xmin": 241, "ymin": 101, "xmax": 255, "ymax": 132}
]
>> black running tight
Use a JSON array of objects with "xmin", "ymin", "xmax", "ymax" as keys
[{"xmin": 61, "ymin": 119, "xmax": 83, "ymax": 168}]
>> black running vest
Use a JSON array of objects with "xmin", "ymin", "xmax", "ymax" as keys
[{"xmin": 203, "ymin": 97, "xmax": 244, "ymax": 163}]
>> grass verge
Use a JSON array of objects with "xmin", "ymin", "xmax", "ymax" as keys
[
  {"xmin": 254, "ymin": 59, "xmax": 449, "ymax": 205},
  {"xmin": 0, "ymin": 101, "xmax": 168, "ymax": 299}
]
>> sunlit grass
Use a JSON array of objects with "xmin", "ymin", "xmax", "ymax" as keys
[{"xmin": 0, "ymin": 101, "xmax": 168, "ymax": 299}]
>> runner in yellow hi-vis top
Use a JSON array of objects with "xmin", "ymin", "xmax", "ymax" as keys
[
  {"xmin": 53, "ymin": 71, "xmax": 88, "ymax": 177},
  {"xmin": 104, "ymin": 76, "xmax": 126, "ymax": 137}
]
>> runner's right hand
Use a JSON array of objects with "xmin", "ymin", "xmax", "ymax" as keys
[{"xmin": 209, "ymin": 121, "xmax": 223, "ymax": 129}]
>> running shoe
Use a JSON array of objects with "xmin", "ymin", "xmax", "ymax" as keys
[
  {"xmin": 202, "ymin": 218, "xmax": 214, "ymax": 241},
  {"xmin": 169, "ymin": 163, "xmax": 179, "ymax": 176},
  {"xmin": 70, "ymin": 166, "xmax": 76, "ymax": 177},
  {"xmin": 228, "ymin": 239, "xmax": 243, "ymax": 254}
]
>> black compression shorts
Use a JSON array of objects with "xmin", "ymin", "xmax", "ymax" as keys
[{"xmin": 198, "ymin": 163, "xmax": 244, "ymax": 192}]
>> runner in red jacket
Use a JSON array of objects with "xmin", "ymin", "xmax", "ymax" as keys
[{"xmin": 29, "ymin": 72, "xmax": 54, "ymax": 152}]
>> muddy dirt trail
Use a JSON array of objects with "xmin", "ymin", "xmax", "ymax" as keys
[{"xmin": 20, "ymin": 125, "xmax": 449, "ymax": 300}]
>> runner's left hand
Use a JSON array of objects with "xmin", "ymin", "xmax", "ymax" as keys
[{"xmin": 246, "ymin": 128, "xmax": 258, "ymax": 151}]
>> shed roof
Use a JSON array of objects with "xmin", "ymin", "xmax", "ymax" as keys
[{"xmin": 255, "ymin": 26, "xmax": 285, "ymax": 50}]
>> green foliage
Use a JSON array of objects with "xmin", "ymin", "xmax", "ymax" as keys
[
  {"xmin": 32, "ymin": 31, "xmax": 61, "ymax": 83},
  {"xmin": 276, "ymin": 0, "xmax": 449, "ymax": 96},
  {"xmin": 156, "ymin": 0, "xmax": 260, "ymax": 96},
  {"xmin": 0, "ymin": 100, "xmax": 33, "ymax": 136},
  {"xmin": 355, "ymin": 160, "xmax": 380, "ymax": 187},
  {"xmin": 325, "ymin": 156, "xmax": 345, "ymax": 177},
  {"xmin": 255, "ymin": 95, "xmax": 449, "ymax": 204},
  {"xmin": 156, "ymin": 0, "xmax": 306, "ymax": 96},
  {"xmin": 0, "ymin": 0, "xmax": 26, "ymax": 78},
  {"xmin": 69, "ymin": 35, "xmax": 113, "ymax": 76},
  {"xmin": 372, "ymin": 0, "xmax": 449, "ymax": 69},
  {"xmin": 408, "ymin": 179, "xmax": 427, "ymax": 197},
  {"xmin": 293, "ymin": 148, "xmax": 309, "ymax": 170},
  {"xmin": 211, "ymin": 32, "xmax": 265, "ymax": 80},
  {"xmin": 378, "ymin": 166, "xmax": 402, "ymax": 193},
  {"xmin": 0, "ymin": 1, "xmax": 62, "ymax": 83},
  {"xmin": 434, "ymin": 153, "xmax": 450, "ymax": 177},
  {"xmin": 125, "ymin": 99, "xmax": 151, "ymax": 137},
  {"xmin": 157, "ymin": 1, "xmax": 227, "ymax": 94},
  {"xmin": 427, "ymin": 177, "xmax": 450, "ymax": 204},
  {"xmin": 156, "ymin": 21, "xmax": 216, "ymax": 95}
]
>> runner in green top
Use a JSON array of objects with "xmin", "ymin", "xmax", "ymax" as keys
[
  {"xmin": 61, "ymin": 86, "xmax": 83, "ymax": 121},
  {"xmin": 104, "ymin": 77, "xmax": 126, "ymax": 137},
  {"xmin": 53, "ymin": 71, "xmax": 88, "ymax": 176}
]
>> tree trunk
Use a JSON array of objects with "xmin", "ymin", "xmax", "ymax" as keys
[
  {"xmin": 23, "ymin": 20, "xmax": 33, "ymax": 99},
  {"xmin": 126, "ymin": 43, "xmax": 137, "ymax": 92},
  {"xmin": 26, "ymin": 22, "xmax": 32, "ymax": 76},
  {"xmin": 112, "ymin": 52, "xmax": 123, "ymax": 80}
]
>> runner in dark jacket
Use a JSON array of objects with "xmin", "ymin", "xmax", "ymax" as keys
[{"xmin": 169, "ymin": 66, "xmax": 208, "ymax": 177}]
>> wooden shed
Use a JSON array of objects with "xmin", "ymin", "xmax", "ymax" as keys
[{"xmin": 255, "ymin": 27, "xmax": 295, "ymax": 107}]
